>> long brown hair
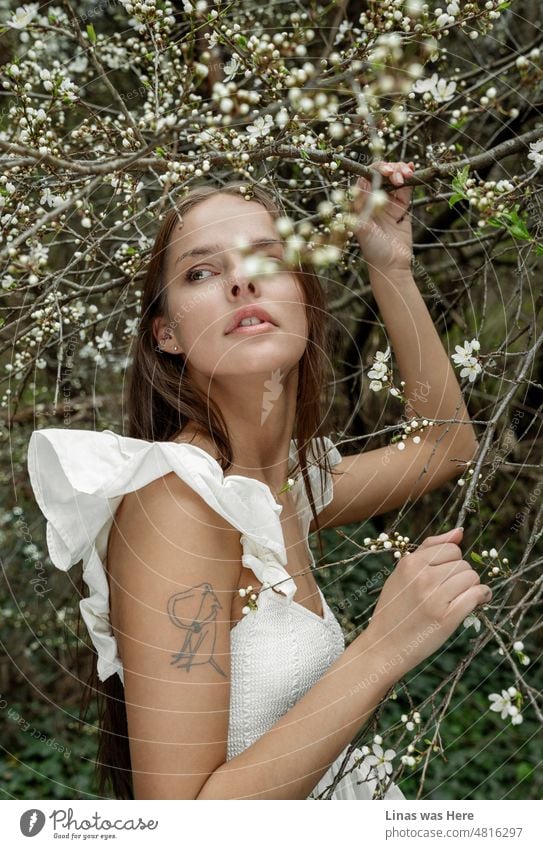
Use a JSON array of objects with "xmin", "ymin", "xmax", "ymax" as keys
[{"xmin": 78, "ymin": 180, "xmax": 340, "ymax": 799}]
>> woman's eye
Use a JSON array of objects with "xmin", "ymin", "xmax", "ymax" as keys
[
  {"xmin": 187, "ymin": 268, "xmax": 214, "ymax": 282},
  {"xmin": 260, "ymin": 255, "xmax": 282, "ymax": 268}
]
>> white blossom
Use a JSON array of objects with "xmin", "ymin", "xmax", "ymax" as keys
[
  {"xmin": 451, "ymin": 339, "xmax": 483, "ymax": 382},
  {"xmin": 459, "ymin": 359, "xmax": 482, "ymax": 382},
  {"xmin": 367, "ymin": 346, "xmax": 392, "ymax": 392},
  {"xmin": 412, "ymin": 73, "xmax": 457, "ymax": 103},
  {"xmin": 374, "ymin": 347, "xmax": 391, "ymax": 363},
  {"xmin": 223, "ymin": 56, "xmax": 240, "ymax": 83},
  {"xmin": 275, "ymin": 108, "xmax": 290, "ymax": 128},
  {"xmin": 368, "ymin": 363, "xmax": 388, "ymax": 380},
  {"xmin": 488, "ymin": 690, "xmax": 513, "ymax": 719},
  {"xmin": 463, "ymin": 613, "xmax": 481, "ymax": 632},
  {"xmin": 40, "ymin": 188, "xmax": 64, "ymax": 208},
  {"xmin": 68, "ymin": 55, "xmax": 89, "ymax": 74},
  {"xmin": 527, "ymin": 138, "xmax": 543, "ymax": 171},
  {"xmin": 488, "ymin": 689, "xmax": 522, "ymax": 725},
  {"xmin": 359, "ymin": 743, "xmax": 396, "ymax": 781},
  {"xmin": 246, "ymin": 115, "xmax": 274, "ymax": 139},
  {"xmin": 95, "ymin": 331, "xmax": 113, "ymax": 351},
  {"xmin": 432, "ymin": 76, "xmax": 457, "ymax": 102},
  {"xmin": 123, "ymin": 318, "xmax": 139, "ymax": 337},
  {"xmin": 412, "ymin": 77, "xmax": 434, "ymax": 94},
  {"xmin": 7, "ymin": 3, "xmax": 38, "ymax": 29},
  {"xmin": 239, "ymin": 253, "xmax": 278, "ymax": 278}
]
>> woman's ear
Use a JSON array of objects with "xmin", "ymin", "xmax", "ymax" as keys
[{"xmin": 152, "ymin": 316, "xmax": 183, "ymax": 355}]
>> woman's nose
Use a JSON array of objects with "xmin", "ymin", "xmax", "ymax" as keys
[
  {"xmin": 227, "ymin": 262, "xmax": 256, "ymax": 296},
  {"xmin": 229, "ymin": 279, "xmax": 256, "ymax": 296}
]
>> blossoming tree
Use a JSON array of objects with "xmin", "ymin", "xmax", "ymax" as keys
[{"xmin": 0, "ymin": 0, "xmax": 542, "ymax": 800}]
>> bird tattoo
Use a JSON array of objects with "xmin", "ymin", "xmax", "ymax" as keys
[{"xmin": 167, "ymin": 582, "xmax": 226, "ymax": 677}]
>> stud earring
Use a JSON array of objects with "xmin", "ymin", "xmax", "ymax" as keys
[{"xmin": 162, "ymin": 336, "xmax": 178, "ymax": 352}]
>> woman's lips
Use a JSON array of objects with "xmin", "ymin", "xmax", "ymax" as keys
[{"xmin": 227, "ymin": 321, "xmax": 276, "ymax": 336}]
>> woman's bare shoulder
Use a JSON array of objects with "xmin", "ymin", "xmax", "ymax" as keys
[
  {"xmin": 111, "ymin": 469, "xmax": 239, "ymax": 553},
  {"xmin": 107, "ymin": 427, "xmax": 242, "ymax": 580}
]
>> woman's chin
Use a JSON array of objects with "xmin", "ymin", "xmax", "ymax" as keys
[{"xmin": 218, "ymin": 350, "xmax": 300, "ymax": 376}]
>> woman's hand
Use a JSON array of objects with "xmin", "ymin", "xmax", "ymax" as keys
[
  {"xmin": 351, "ymin": 160, "xmax": 415, "ymax": 273},
  {"xmin": 362, "ymin": 527, "xmax": 492, "ymax": 682}
]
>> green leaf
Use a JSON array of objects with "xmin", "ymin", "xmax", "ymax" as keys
[
  {"xmin": 451, "ymin": 164, "xmax": 469, "ymax": 194},
  {"xmin": 535, "ymin": 243, "xmax": 543, "ymax": 255},
  {"xmin": 236, "ymin": 34, "xmax": 247, "ymax": 48},
  {"xmin": 510, "ymin": 224, "xmax": 531, "ymax": 240},
  {"xmin": 486, "ymin": 216, "xmax": 503, "ymax": 229},
  {"xmin": 449, "ymin": 191, "xmax": 467, "ymax": 208},
  {"xmin": 487, "ymin": 207, "xmax": 531, "ymax": 241},
  {"xmin": 507, "ymin": 211, "xmax": 531, "ymax": 240},
  {"xmin": 154, "ymin": 146, "xmax": 166, "ymax": 157},
  {"xmin": 470, "ymin": 552, "xmax": 483, "ymax": 564},
  {"xmin": 449, "ymin": 164, "xmax": 470, "ymax": 207},
  {"xmin": 86, "ymin": 23, "xmax": 96, "ymax": 44}
]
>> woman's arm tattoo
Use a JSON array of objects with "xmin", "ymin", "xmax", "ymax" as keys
[{"xmin": 167, "ymin": 582, "xmax": 227, "ymax": 677}]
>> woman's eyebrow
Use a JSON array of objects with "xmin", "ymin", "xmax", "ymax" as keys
[{"xmin": 175, "ymin": 238, "xmax": 283, "ymax": 266}]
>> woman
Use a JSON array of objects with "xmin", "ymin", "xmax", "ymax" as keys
[{"xmin": 27, "ymin": 161, "xmax": 491, "ymax": 800}]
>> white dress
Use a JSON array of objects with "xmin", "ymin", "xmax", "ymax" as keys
[{"xmin": 27, "ymin": 427, "xmax": 405, "ymax": 800}]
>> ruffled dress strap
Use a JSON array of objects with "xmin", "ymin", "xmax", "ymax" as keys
[
  {"xmin": 288, "ymin": 435, "xmax": 342, "ymax": 528},
  {"xmin": 27, "ymin": 428, "xmax": 342, "ymax": 684}
]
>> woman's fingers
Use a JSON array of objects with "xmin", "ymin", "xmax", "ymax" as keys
[
  {"xmin": 352, "ymin": 160, "xmax": 414, "ymax": 219},
  {"xmin": 440, "ymin": 569, "xmax": 481, "ymax": 605},
  {"xmin": 375, "ymin": 161, "xmax": 394, "ymax": 174},
  {"xmin": 369, "ymin": 160, "xmax": 415, "ymax": 186},
  {"xmin": 356, "ymin": 160, "xmax": 414, "ymax": 193},
  {"xmin": 423, "ymin": 542, "xmax": 463, "ymax": 566},
  {"xmin": 400, "ymin": 161, "xmax": 415, "ymax": 176}
]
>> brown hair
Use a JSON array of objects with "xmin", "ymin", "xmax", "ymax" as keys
[{"xmin": 78, "ymin": 180, "xmax": 340, "ymax": 799}]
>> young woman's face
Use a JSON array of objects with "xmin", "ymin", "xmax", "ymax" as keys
[{"xmin": 156, "ymin": 193, "xmax": 309, "ymax": 380}]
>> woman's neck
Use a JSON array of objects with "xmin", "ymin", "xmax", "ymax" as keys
[{"xmin": 171, "ymin": 422, "xmax": 293, "ymax": 494}]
